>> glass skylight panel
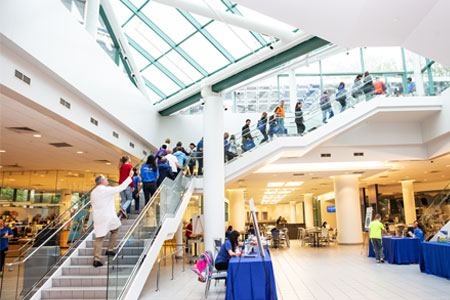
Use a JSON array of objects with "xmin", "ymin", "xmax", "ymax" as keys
[
  {"xmin": 206, "ymin": 21, "xmax": 255, "ymax": 59},
  {"xmin": 140, "ymin": 2, "xmax": 196, "ymax": 44},
  {"xmin": 158, "ymin": 52, "xmax": 203, "ymax": 85},
  {"xmin": 110, "ymin": 0, "xmax": 134, "ymax": 25},
  {"xmin": 180, "ymin": 32, "xmax": 230, "ymax": 74},
  {"xmin": 127, "ymin": 46, "xmax": 151, "ymax": 71},
  {"xmin": 145, "ymin": 87, "xmax": 164, "ymax": 103},
  {"xmin": 141, "ymin": 65, "xmax": 182, "ymax": 96}
]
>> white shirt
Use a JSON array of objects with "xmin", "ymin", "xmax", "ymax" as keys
[
  {"xmin": 166, "ymin": 154, "xmax": 178, "ymax": 172},
  {"xmin": 90, "ymin": 177, "xmax": 131, "ymax": 238}
]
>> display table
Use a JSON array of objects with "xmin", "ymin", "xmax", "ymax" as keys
[
  {"xmin": 419, "ymin": 242, "xmax": 450, "ymax": 280},
  {"xmin": 225, "ymin": 249, "xmax": 278, "ymax": 300},
  {"xmin": 368, "ymin": 236, "xmax": 420, "ymax": 264}
]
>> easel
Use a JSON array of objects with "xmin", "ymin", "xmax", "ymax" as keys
[{"xmin": 189, "ymin": 215, "xmax": 204, "ymax": 263}]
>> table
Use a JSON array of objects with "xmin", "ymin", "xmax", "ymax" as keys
[
  {"xmin": 226, "ymin": 249, "xmax": 278, "ymax": 300},
  {"xmin": 368, "ymin": 236, "xmax": 421, "ymax": 264},
  {"xmin": 310, "ymin": 230, "xmax": 322, "ymax": 247},
  {"xmin": 419, "ymin": 242, "xmax": 450, "ymax": 280}
]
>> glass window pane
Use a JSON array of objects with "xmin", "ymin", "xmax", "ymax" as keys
[
  {"xmin": 128, "ymin": 46, "xmax": 151, "ymax": 71},
  {"xmin": 159, "ymin": 51, "xmax": 204, "ymax": 84},
  {"xmin": 180, "ymin": 32, "xmax": 230, "ymax": 74},
  {"xmin": 111, "ymin": 0, "xmax": 135, "ymax": 25},
  {"xmin": 363, "ymin": 47, "xmax": 403, "ymax": 72},
  {"xmin": 141, "ymin": 65, "xmax": 182, "ymax": 95},
  {"xmin": 321, "ymin": 48, "xmax": 362, "ymax": 73}
]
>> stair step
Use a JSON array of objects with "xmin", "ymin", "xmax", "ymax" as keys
[
  {"xmin": 41, "ymin": 286, "xmax": 113, "ymax": 299},
  {"xmin": 52, "ymin": 275, "xmax": 128, "ymax": 287},
  {"xmin": 71, "ymin": 256, "xmax": 140, "ymax": 266},
  {"xmin": 85, "ymin": 240, "xmax": 145, "ymax": 248},
  {"xmin": 62, "ymin": 265, "xmax": 134, "ymax": 276},
  {"xmin": 78, "ymin": 247, "xmax": 144, "ymax": 256},
  {"xmin": 90, "ymin": 232, "xmax": 152, "ymax": 241}
]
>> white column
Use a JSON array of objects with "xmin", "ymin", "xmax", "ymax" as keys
[
  {"xmin": 202, "ymin": 87, "xmax": 225, "ymax": 252},
  {"xmin": 289, "ymin": 201, "xmax": 297, "ymax": 223},
  {"xmin": 289, "ymin": 69, "xmax": 297, "ymax": 112},
  {"xmin": 83, "ymin": 0, "xmax": 100, "ymax": 38},
  {"xmin": 401, "ymin": 180, "xmax": 416, "ymax": 225},
  {"xmin": 228, "ymin": 189, "xmax": 246, "ymax": 232},
  {"xmin": 412, "ymin": 54, "xmax": 425, "ymax": 96},
  {"xmin": 303, "ymin": 194, "xmax": 314, "ymax": 228},
  {"xmin": 334, "ymin": 175, "xmax": 363, "ymax": 244},
  {"xmin": 175, "ymin": 223, "xmax": 183, "ymax": 258}
]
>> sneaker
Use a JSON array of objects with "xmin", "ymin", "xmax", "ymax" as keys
[
  {"xmin": 380, "ymin": 259, "xmax": 385, "ymax": 263},
  {"xmin": 105, "ymin": 250, "xmax": 116, "ymax": 256},
  {"xmin": 93, "ymin": 260, "xmax": 103, "ymax": 268},
  {"xmin": 120, "ymin": 208, "xmax": 128, "ymax": 219},
  {"xmin": 376, "ymin": 260, "xmax": 380, "ymax": 263}
]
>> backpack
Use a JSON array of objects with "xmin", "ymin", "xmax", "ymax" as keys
[
  {"xmin": 156, "ymin": 151, "xmax": 165, "ymax": 159},
  {"xmin": 319, "ymin": 95, "xmax": 331, "ymax": 110},
  {"xmin": 257, "ymin": 120, "xmax": 264, "ymax": 130},
  {"xmin": 190, "ymin": 252, "xmax": 212, "ymax": 282}
]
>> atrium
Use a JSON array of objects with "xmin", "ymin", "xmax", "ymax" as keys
[{"xmin": 0, "ymin": 1, "xmax": 449, "ymax": 300}]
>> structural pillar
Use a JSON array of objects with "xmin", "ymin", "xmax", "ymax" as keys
[
  {"xmin": 289, "ymin": 201, "xmax": 297, "ymax": 223},
  {"xmin": 288, "ymin": 68, "xmax": 297, "ymax": 112},
  {"xmin": 202, "ymin": 87, "xmax": 225, "ymax": 252},
  {"xmin": 83, "ymin": 0, "xmax": 100, "ymax": 38},
  {"xmin": 401, "ymin": 180, "xmax": 416, "ymax": 225},
  {"xmin": 303, "ymin": 194, "xmax": 314, "ymax": 228},
  {"xmin": 175, "ymin": 223, "xmax": 183, "ymax": 258},
  {"xmin": 412, "ymin": 53, "xmax": 425, "ymax": 96},
  {"xmin": 228, "ymin": 189, "xmax": 246, "ymax": 232},
  {"xmin": 334, "ymin": 175, "xmax": 363, "ymax": 244}
]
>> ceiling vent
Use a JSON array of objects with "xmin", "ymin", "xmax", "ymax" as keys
[
  {"xmin": 60, "ymin": 98, "xmax": 71, "ymax": 109},
  {"xmin": 353, "ymin": 152, "xmax": 364, "ymax": 157},
  {"xmin": 352, "ymin": 171, "xmax": 365, "ymax": 174},
  {"xmin": 379, "ymin": 176, "xmax": 389, "ymax": 178},
  {"xmin": 429, "ymin": 170, "xmax": 440, "ymax": 174},
  {"xmin": 320, "ymin": 153, "xmax": 331, "ymax": 157},
  {"xmin": 293, "ymin": 173, "xmax": 304, "ymax": 176},
  {"xmin": 112, "ymin": 131, "xmax": 119, "ymax": 138},
  {"xmin": 311, "ymin": 177, "xmax": 321, "ymax": 180},
  {"xmin": 4, "ymin": 164, "xmax": 22, "ymax": 168},
  {"xmin": 95, "ymin": 159, "xmax": 111, "ymax": 163},
  {"xmin": 15, "ymin": 69, "xmax": 31, "ymax": 85},
  {"xmin": 7, "ymin": 127, "xmax": 38, "ymax": 134},
  {"xmin": 143, "ymin": 150, "xmax": 148, "ymax": 156},
  {"xmin": 90, "ymin": 117, "xmax": 98, "ymax": 126},
  {"xmin": 129, "ymin": 142, "xmax": 135, "ymax": 148},
  {"xmin": 49, "ymin": 142, "xmax": 73, "ymax": 148}
]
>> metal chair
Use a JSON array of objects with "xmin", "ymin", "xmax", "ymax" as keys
[
  {"xmin": 281, "ymin": 228, "xmax": 290, "ymax": 248},
  {"xmin": 213, "ymin": 238, "xmax": 222, "ymax": 256},
  {"xmin": 271, "ymin": 229, "xmax": 281, "ymax": 248},
  {"xmin": 204, "ymin": 250, "xmax": 227, "ymax": 299},
  {"xmin": 320, "ymin": 228, "xmax": 330, "ymax": 246}
]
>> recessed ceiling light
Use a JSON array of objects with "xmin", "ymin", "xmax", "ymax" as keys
[
  {"xmin": 76, "ymin": 151, "xmax": 84, "ymax": 154},
  {"xmin": 0, "ymin": 150, "xmax": 5, "ymax": 153},
  {"xmin": 279, "ymin": 190, "xmax": 292, "ymax": 194},
  {"xmin": 285, "ymin": 181, "xmax": 303, "ymax": 187},
  {"xmin": 85, "ymin": 170, "xmax": 90, "ymax": 172},
  {"xmin": 267, "ymin": 182, "xmax": 284, "ymax": 187},
  {"xmin": 264, "ymin": 191, "xmax": 277, "ymax": 194},
  {"xmin": 33, "ymin": 134, "xmax": 42, "ymax": 138},
  {"xmin": 393, "ymin": 18, "xmax": 399, "ymax": 22},
  {"xmin": 105, "ymin": 162, "xmax": 111, "ymax": 165}
]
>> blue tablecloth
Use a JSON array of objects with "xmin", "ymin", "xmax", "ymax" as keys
[
  {"xmin": 420, "ymin": 242, "xmax": 450, "ymax": 280},
  {"xmin": 225, "ymin": 249, "xmax": 278, "ymax": 300},
  {"xmin": 368, "ymin": 236, "xmax": 421, "ymax": 264}
]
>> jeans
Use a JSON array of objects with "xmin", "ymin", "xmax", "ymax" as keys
[
  {"xmin": 1, "ymin": 248, "xmax": 7, "ymax": 272},
  {"xmin": 371, "ymin": 238, "xmax": 384, "ymax": 261},
  {"xmin": 132, "ymin": 189, "xmax": 140, "ymax": 211},
  {"xmin": 215, "ymin": 261, "xmax": 228, "ymax": 271},
  {"xmin": 296, "ymin": 122, "xmax": 305, "ymax": 134},
  {"xmin": 120, "ymin": 186, "xmax": 133, "ymax": 214},
  {"xmin": 143, "ymin": 181, "xmax": 157, "ymax": 205},
  {"xmin": 276, "ymin": 117, "xmax": 285, "ymax": 134},
  {"xmin": 260, "ymin": 129, "xmax": 268, "ymax": 143},
  {"xmin": 322, "ymin": 108, "xmax": 331, "ymax": 123}
]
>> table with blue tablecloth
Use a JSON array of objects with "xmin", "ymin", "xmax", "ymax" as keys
[
  {"xmin": 419, "ymin": 242, "xmax": 450, "ymax": 280},
  {"xmin": 368, "ymin": 236, "xmax": 421, "ymax": 264},
  {"xmin": 225, "ymin": 249, "xmax": 278, "ymax": 300}
]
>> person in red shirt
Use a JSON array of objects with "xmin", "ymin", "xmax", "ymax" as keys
[
  {"xmin": 185, "ymin": 218, "xmax": 193, "ymax": 251},
  {"xmin": 118, "ymin": 155, "xmax": 134, "ymax": 218}
]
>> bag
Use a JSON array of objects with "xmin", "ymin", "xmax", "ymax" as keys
[
  {"xmin": 157, "ymin": 151, "xmax": 165, "ymax": 159},
  {"xmin": 319, "ymin": 95, "xmax": 331, "ymax": 110},
  {"xmin": 271, "ymin": 125, "xmax": 280, "ymax": 133},
  {"xmin": 190, "ymin": 252, "xmax": 212, "ymax": 282},
  {"xmin": 245, "ymin": 139, "xmax": 256, "ymax": 151},
  {"xmin": 257, "ymin": 120, "xmax": 264, "ymax": 131}
]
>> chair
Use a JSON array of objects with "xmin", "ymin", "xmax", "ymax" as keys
[
  {"xmin": 281, "ymin": 228, "xmax": 290, "ymax": 248},
  {"xmin": 320, "ymin": 228, "xmax": 330, "ymax": 246},
  {"xmin": 330, "ymin": 229, "xmax": 338, "ymax": 245},
  {"xmin": 213, "ymin": 238, "xmax": 222, "ymax": 256},
  {"xmin": 271, "ymin": 229, "xmax": 281, "ymax": 248},
  {"xmin": 204, "ymin": 250, "xmax": 227, "ymax": 299}
]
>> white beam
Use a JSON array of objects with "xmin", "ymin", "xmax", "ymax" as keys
[
  {"xmin": 100, "ymin": 0, "xmax": 150, "ymax": 101},
  {"xmin": 153, "ymin": 0, "xmax": 295, "ymax": 42},
  {"xmin": 84, "ymin": 0, "xmax": 101, "ymax": 38}
]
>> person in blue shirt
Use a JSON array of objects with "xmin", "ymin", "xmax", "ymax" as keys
[
  {"xmin": 407, "ymin": 77, "xmax": 416, "ymax": 94},
  {"xmin": 132, "ymin": 168, "xmax": 141, "ymax": 212},
  {"xmin": 157, "ymin": 157, "xmax": 174, "ymax": 187},
  {"xmin": 196, "ymin": 138, "xmax": 204, "ymax": 175},
  {"xmin": 0, "ymin": 219, "xmax": 14, "ymax": 273},
  {"xmin": 215, "ymin": 230, "xmax": 240, "ymax": 271},
  {"xmin": 225, "ymin": 225, "xmax": 233, "ymax": 239},
  {"xmin": 408, "ymin": 220, "xmax": 424, "ymax": 242},
  {"xmin": 248, "ymin": 224, "xmax": 255, "ymax": 236},
  {"xmin": 173, "ymin": 147, "xmax": 188, "ymax": 170},
  {"xmin": 140, "ymin": 155, "xmax": 159, "ymax": 205}
]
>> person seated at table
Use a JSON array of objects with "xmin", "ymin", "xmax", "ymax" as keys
[
  {"xmin": 276, "ymin": 216, "xmax": 282, "ymax": 225},
  {"xmin": 369, "ymin": 214, "xmax": 387, "ymax": 263},
  {"xmin": 248, "ymin": 224, "xmax": 255, "ymax": 236},
  {"xmin": 408, "ymin": 221, "xmax": 424, "ymax": 242},
  {"xmin": 215, "ymin": 230, "xmax": 241, "ymax": 271},
  {"xmin": 225, "ymin": 225, "xmax": 233, "ymax": 239},
  {"xmin": 322, "ymin": 221, "xmax": 330, "ymax": 230}
]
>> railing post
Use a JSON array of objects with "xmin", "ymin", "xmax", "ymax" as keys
[
  {"xmin": 171, "ymin": 255, "xmax": 175, "ymax": 280},
  {"xmin": 156, "ymin": 260, "xmax": 160, "ymax": 291}
]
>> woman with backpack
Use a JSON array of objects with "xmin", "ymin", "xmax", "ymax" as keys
[
  {"xmin": 336, "ymin": 82, "xmax": 347, "ymax": 112},
  {"xmin": 215, "ymin": 230, "xmax": 241, "ymax": 271},
  {"xmin": 257, "ymin": 112, "xmax": 269, "ymax": 143},
  {"xmin": 294, "ymin": 102, "xmax": 305, "ymax": 135},
  {"xmin": 140, "ymin": 155, "xmax": 159, "ymax": 205}
]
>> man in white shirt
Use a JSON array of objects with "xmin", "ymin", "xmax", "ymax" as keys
[
  {"xmin": 90, "ymin": 170, "xmax": 132, "ymax": 267},
  {"xmin": 166, "ymin": 149, "xmax": 180, "ymax": 174}
]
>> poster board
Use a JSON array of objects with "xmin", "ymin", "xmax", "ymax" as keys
[
  {"xmin": 249, "ymin": 199, "xmax": 265, "ymax": 258},
  {"xmin": 364, "ymin": 207, "xmax": 373, "ymax": 232},
  {"xmin": 192, "ymin": 214, "xmax": 204, "ymax": 235}
]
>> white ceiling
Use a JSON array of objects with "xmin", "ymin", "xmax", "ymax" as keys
[
  {"xmin": 235, "ymin": 0, "xmax": 450, "ymax": 67},
  {"xmin": 0, "ymin": 93, "xmax": 138, "ymax": 173}
]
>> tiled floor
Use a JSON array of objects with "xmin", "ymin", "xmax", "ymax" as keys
[{"xmin": 140, "ymin": 241, "xmax": 450, "ymax": 300}]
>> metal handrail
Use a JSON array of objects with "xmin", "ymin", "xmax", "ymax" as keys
[{"xmin": 155, "ymin": 245, "xmax": 187, "ymax": 292}]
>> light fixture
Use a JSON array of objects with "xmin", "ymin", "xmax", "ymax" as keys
[
  {"xmin": 279, "ymin": 190, "xmax": 292, "ymax": 194},
  {"xmin": 33, "ymin": 134, "xmax": 42, "ymax": 138},
  {"xmin": 285, "ymin": 181, "xmax": 303, "ymax": 187},
  {"xmin": 264, "ymin": 191, "xmax": 277, "ymax": 194},
  {"xmin": 0, "ymin": 150, "xmax": 5, "ymax": 153},
  {"xmin": 76, "ymin": 151, "xmax": 84, "ymax": 154},
  {"xmin": 267, "ymin": 182, "xmax": 284, "ymax": 187},
  {"xmin": 105, "ymin": 162, "xmax": 111, "ymax": 165},
  {"xmin": 85, "ymin": 170, "xmax": 90, "ymax": 172}
]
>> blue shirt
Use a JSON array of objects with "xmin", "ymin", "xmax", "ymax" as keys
[
  {"xmin": 248, "ymin": 229, "xmax": 255, "ymax": 235},
  {"xmin": 173, "ymin": 151, "xmax": 188, "ymax": 167},
  {"xmin": 133, "ymin": 175, "xmax": 141, "ymax": 189},
  {"xmin": 0, "ymin": 226, "xmax": 14, "ymax": 250},
  {"xmin": 414, "ymin": 228, "xmax": 424, "ymax": 242},
  {"xmin": 215, "ymin": 240, "xmax": 233, "ymax": 264},
  {"xmin": 140, "ymin": 164, "xmax": 159, "ymax": 182},
  {"xmin": 408, "ymin": 81, "xmax": 416, "ymax": 94},
  {"xmin": 197, "ymin": 140, "xmax": 204, "ymax": 152},
  {"xmin": 225, "ymin": 230, "xmax": 232, "ymax": 239}
]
